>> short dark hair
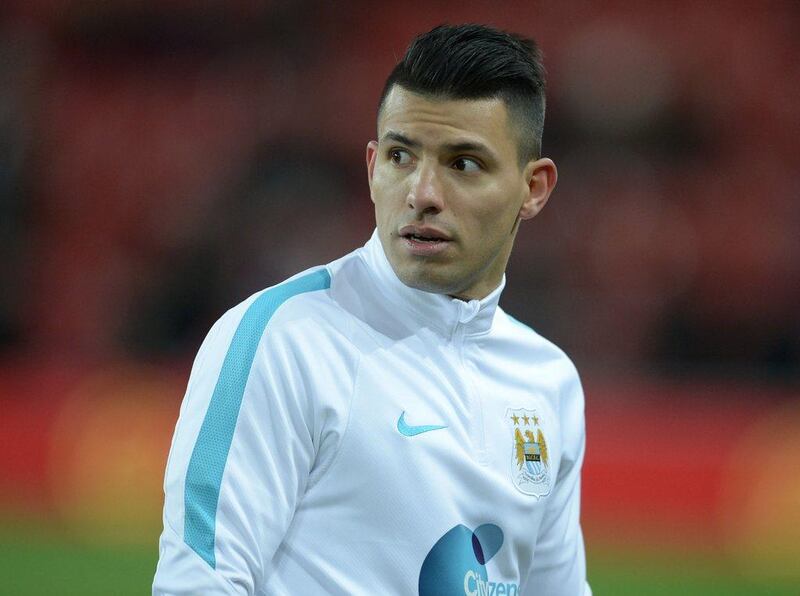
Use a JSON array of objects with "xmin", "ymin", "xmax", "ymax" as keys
[{"xmin": 378, "ymin": 24, "xmax": 547, "ymax": 163}]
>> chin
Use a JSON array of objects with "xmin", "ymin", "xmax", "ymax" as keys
[{"xmin": 396, "ymin": 266, "xmax": 461, "ymax": 296}]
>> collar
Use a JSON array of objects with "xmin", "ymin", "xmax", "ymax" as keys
[{"xmin": 360, "ymin": 229, "xmax": 504, "ymax": 336}]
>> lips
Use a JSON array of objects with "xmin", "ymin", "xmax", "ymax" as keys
[
  {"xmin": 398, "ymin": 224, "xmax": 453, "ymax": 256},
  {"xmin": 399, "ymin": 225, "xmax": 452, "ymax": 242}
]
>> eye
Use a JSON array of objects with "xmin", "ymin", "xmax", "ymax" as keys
[
  {"xmin": 389, "ymin": 148, "xmax": 413, "ymax": 166},
  {"xmin": 452, "ymin": 157, "xmax": 481, "ymax": 173}
]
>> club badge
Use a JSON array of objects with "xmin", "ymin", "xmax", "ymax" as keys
[{"xmin": 506, "ymin": 408, "xmax": 551, "ymax": 498}]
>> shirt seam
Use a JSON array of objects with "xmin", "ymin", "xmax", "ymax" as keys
[
  {"xmin": 161, "ymin": 517, "xmax": 243, "ymax": 593},
  {"xmin": 302, "ymin": 270, "xmax": 363, "ymax": 491},
  {"xmin": 303, "ymin": 339, "xmax": 363, "ymax": 492}
]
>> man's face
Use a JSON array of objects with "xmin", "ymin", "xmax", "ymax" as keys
[{"xmin": 367, "ymin": 85, "xmax": 556, "ymax": 300}]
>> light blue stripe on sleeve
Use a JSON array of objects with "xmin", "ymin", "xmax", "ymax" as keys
[{"xmin": 183, "ymin": 268, "xmax": 331, "ymax": 568}]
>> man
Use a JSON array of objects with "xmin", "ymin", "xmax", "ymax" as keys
[{"xmin": 154, "ymin": 24, "xmax": 590, "ymax": 595}]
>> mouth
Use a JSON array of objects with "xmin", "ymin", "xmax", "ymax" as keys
[
  {"xmin": 399, "ymin": 225, "xmax": 452, "ymax": 243},
  {"xmin": 404, "ymin": 233, "xmax": 445, "ymax": 243},
  {"xmin": 398, "ymin": 225, "xmax": 452, "ymax": 256}
]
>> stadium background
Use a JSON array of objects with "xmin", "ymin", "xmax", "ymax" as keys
[{"xmin": 0, "ymin": 1, "xmax": 798, "ymax": 594}]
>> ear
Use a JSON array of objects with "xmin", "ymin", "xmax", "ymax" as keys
[
  {"xmin": 366, "ymin": 140, "xmax": 378, "ymax": 204},
  {"xmin": 519, "ymin": 158, "xmax": 557, "ymax": 220}
]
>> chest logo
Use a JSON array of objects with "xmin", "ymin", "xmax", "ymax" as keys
[
  {"xmin": 397, "ymin": 411, "xmax": 447, "ymax": 437},
  {"xmin": 507, "ymin": 408, "xmax": 552, "ymax": 498}
]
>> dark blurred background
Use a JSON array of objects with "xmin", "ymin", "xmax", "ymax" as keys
[{"xmin": 0, "ymin": 2, "xmax": 798, "ymax": 594}]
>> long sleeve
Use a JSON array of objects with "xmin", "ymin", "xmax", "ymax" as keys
[
  {"xmin": 153, "ymin": 272, "xmax": 331, "ymax": 595},
  {"xmin": 524, "ymin": 367, "xmax": 591, "ymax": 596}
]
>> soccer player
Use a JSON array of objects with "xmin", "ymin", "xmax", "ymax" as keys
[{"xmin": 154, "ymin": 24, "xmax": 590, "ymax": 595}]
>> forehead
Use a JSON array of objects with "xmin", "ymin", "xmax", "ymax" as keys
[{"xmin": 378, "ymin": 87, "xmax": 515, "ymax": 153}]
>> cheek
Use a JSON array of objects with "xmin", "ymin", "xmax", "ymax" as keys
[
  {"xmin": 373, "ymin": 169, "xmax": 404, "ymax": 206},
  {"xmin": 469, "ymin": 193, "xmax": 512, "ymax": 229},
  {"xmin": 372, "ymin": 182, "xmax": 403, "ymax": 228},
  {"xmin": 465, "ymin": 194, "xmax": 520, "ymax": 247}
]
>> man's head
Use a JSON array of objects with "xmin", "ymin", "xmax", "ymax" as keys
[
  {"xmin": 378, "ymin": 24, "xmax": 547, "ymax": 164},
  {"xmin": 367, "ymin": 24, "xmax": 557, "ymax": 301}
]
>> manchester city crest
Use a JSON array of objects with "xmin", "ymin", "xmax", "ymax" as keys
[{"xmin": 506, "ymin": 408, "xmax": 551, "ymax": 498}]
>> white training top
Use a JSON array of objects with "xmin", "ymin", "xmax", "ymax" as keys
[{"xmin": 153, "ymin": 231, "xmax": 591, "ymax": 596}]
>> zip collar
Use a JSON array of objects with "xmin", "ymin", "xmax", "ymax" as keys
[{"xmin": 359, "ymin": 230, "xmax": 504, "ymax": 337}]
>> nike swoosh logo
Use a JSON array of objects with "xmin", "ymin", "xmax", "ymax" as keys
[{"xmin": 397, "ymin": 411, "xmax": 447, "ymax": 437}]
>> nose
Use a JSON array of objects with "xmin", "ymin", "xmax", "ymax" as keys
[{"xmin": 407, "ymin": 161, "xmax": 444, "ymax": 214}]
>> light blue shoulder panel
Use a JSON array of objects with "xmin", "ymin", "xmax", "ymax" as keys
[{"xmin": 183, "ymin": 268, "xmax": 331, "ymax": 568}]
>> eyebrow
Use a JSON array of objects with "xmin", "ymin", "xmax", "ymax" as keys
[
  {"xmin": 442, "ymin": 141, "xmax": 492, "ymax": 156},
  {"xmin": 381, "ymin": 131, "xmax": 498, "ymax": 162},
  {"xmin": 381, "ymin": 131, "xmax": 421, "ymax": 148}
]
